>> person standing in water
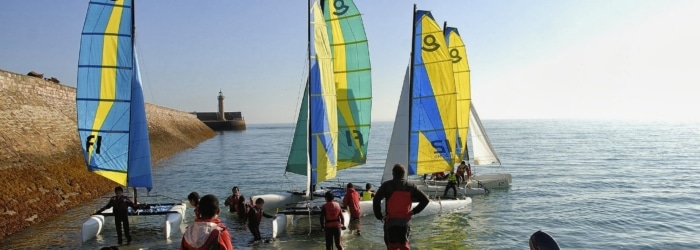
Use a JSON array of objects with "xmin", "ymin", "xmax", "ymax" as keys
[
  {"xmin": 342, "ymin": 183, "xmax": 362, "ymax": 235},
  {"xmin": 321, "ymin": 191, "xmax": 346, "ymax": 249},
  {"xmin": 101, "ymin": 186, "xmax": 136, "ymax": 245},
  {"xmin": 373, "ymin": 164, "xmax": 430, "ymax": 250}
]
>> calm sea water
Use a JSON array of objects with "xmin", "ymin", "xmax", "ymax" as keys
[{"xmin": 2, "ymin": 120, "xmax": 700, "ymax": 249}]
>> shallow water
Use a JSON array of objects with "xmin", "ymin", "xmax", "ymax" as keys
[{"xmin": 2, "ymin": 120, "xmax": 699, "ymax": 249}]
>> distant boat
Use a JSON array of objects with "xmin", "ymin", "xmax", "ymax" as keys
[
  {"xmin": 76, "ymin": 0, "xmax": 185, "ymax": 242},
  {"xmin": 380, "ymin": 5, "xmax": 473, "ymax": 212}
]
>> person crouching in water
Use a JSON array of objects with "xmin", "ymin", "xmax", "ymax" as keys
[
  {"xmin": 342, "ymin": 183, "xmax": 362, "ymax": 236},
  {"xmin": 224, "ymin": 186, "xmax": 241, "ymax": 214},
  {"xmin": 244, "ymin": 198, "xmax": 273, "ymax": 242},
  {"xmin": 102, "ymin": 186, "xmax": 136, "ymax": 245},
  {"xmin": 321, "ymin": 191, "xmax": 346, "ymax": 250},
  {"xmin": 187, "ymin": 192, "xmax": 200, "ymax": 219},
  {"xmin": 236, "ymin": 195, "xmax": 248, "ymax": 221},
  {"xmin": 180, "ymin": 194, "xmax": 233, "ymax": 250}
]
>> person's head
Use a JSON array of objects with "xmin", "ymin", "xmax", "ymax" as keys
[
  {"xmin": 529, "ymin": 230, "xmax": 560, "ymax": 250},
  {"xmin": 232, "ymin": 186, "xmax": 239, "ymax": 195},
  {"xmin": 187, "ymin": 192, "xmax": 200, "ymax": 206},
  {"xmin": 238, "ymin": 195, "xmax": 245, "ymax": 204},
  {"xmin": 392, "ymin": 164, "xmax": 406, "ymax": 179},
  {"xmin": 461, "ymin": 160, "xmax": 466, "ymax": 165},
  {"xmin": 324, "ymin": 191, "xmax": 334, "ymax": 202},
  {"xmin": 114, "ymin": 186, "xmax": 124, "ymax": 196},
  {"xmin": 451, "ymin": 170, "xmax": 455, "ymax": 174},
  {"xmin": 346, "ymin": 182, "xmax": 354, "ymax": 190},
  {"xmin": 365, "ymin": 183, "xmax": 372, "ymax": 190},
  {"xmin": 254, "ymin": 198, "xmax": 265, "ymax": 209},
  {"xmin": 198, "ymin": 194, "xmax": 220, "ymax": 219}
]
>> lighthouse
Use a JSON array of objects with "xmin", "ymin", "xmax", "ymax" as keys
[
  {"xmin": 195, "ymin": 90, "xmax": 246, "ymax": 130},
  {"xmin": 218, "ymin": 90, "xmax": 225, "ymax": 121}
]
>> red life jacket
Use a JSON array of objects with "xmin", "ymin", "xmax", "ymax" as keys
[
  {"xmin": 231, "ymin": 195, "xmax": 240, "ymax": 212},
  {"xmin": 386, "ymin": 190, "xmax": 412, "ymax": 219},
  {"xmin": 323, "ymin": 202, "xmax": 343, "ymax": 228}
]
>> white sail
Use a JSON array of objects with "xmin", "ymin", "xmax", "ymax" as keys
[
  {"xmin": 382, "ymin": 66, "xmax": 410, "ymax": 183},
  {"xmin": 469, "ymin": 103, "xmax": 501, "ymax": 165}
]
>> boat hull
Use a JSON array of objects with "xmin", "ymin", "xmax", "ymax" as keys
[
  {"xmin": 81, "ymin": 202, "xmax": 186, "ymax": 242},
  {"xmin": 417, "ymin": 184, "xmax": 489, "ymax": 197},
  {"xmin": 163, "ymin": 202, "xmax": 186, "ymax": 239},
  {"xmin": 472, "ymin": 173, "xmax": 512, "ymax": 189},
  {"xmin": 81, "ymin": 215, "xmax": 104, "ymax": 242},
  {"xmin": 271, "ymin": 201, "xmax": 351, "ymax": 239},
  {"xmin": 270, "ymin": 196, "xmax": 471, "ymax": 238},
  {"xmin": 252, "ymin": 192, "xmax": 307, "ymax": 213}
]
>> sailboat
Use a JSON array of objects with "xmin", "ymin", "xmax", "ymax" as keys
[
  {"xmin": 468, "ymin": 103, "xmax": 512, "ymax": 188},
  {"xmin": 380, "ymin": 5, "xmax": 472, "ymax": 214},
  {"xmin": 412, "ymin": 25, "xmax": 487, "ymax": 197},
  {"xmin": 266, "ymin": 0, "xmax": 353, "ymax": 238},
  {"xmin": 76, "ymin": 0, "xmax": 185, "ymax": 242},
  {"xmin": 258, "ymin": 0, "xmax": 373, "ymax": 206},
  {"xmin": 412, "ymin": 25, "xmax": 510, "ymax": 191}
]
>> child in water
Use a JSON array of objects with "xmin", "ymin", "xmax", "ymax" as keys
[{"xmin": 244, "ymin": 198, "xmax": 273, "ymax": 242}]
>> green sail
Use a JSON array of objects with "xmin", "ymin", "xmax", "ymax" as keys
[
  {"xmin": 322, "ymin": 0, "xmax": 372, "ymax": 170},
  {"xmin": 285, "ymin": 85, "xmax": 309, "ymax": 176}
]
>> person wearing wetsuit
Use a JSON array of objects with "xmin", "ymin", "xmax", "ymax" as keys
[
  {"xmin": 102, "ymin": 186, "xmax": 136, "ymax": 245},
  {"xmin": 244, "ymin": 198, "xmax": 273, "ymax": 242},
  {"xmin": 373, "ymin": 164, "xmax": 430, "ymax": 250},
  {"xmin": 443, "ymin": 170, "xmax": 458, "ymax": 198}
]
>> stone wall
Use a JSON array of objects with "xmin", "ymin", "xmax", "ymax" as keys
[{"xmin": 0, "ymin": 69, "xmax": 216, "ymax": 240}]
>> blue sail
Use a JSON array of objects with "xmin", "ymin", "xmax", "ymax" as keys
[
  {"xmin": 76, "ymin": 0, "xmax": 152, "ymax": 190},
  {"xmin": 408, "ymin": 10, "xmax": 457, "ymax": 175}
]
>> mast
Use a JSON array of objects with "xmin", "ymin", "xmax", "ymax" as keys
[
  {"xmin": 407, "ymin": 4, "xmax": 416, "ymax": 176},
  {"xmin": 130, "ymin": 0, "xmax": 137, "ymax": 204},
  {"xmin": 306, "ymin": 0, "xmax": 313, "ymax": 198}
]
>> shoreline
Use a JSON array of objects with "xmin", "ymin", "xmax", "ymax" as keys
[{"xmin": 0, "ymin": 69, "xmax": 216, "ymax": 240}]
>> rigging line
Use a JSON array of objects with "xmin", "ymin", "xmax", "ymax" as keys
[{"xmin": 134, "ymin": 39, "xmax": 157, "ymax": 106}]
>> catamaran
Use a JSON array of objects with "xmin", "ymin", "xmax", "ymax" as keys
[
  {"xmin": 379, "ymin": 5, "xmax": 473, "ymax": 215},
  {"xmin": 409, "ymin": 24, "xmax": 511, "ymax": 194},
  {"xmin": 267, "ymin": 0, "xmax": 351, "ymax": 239},
  {"xmin": 253, "ymin": 0, "xmax": 373, "ymax": 216},
  {"xmin": 76, "ymin": 0, "xmax": 185, "ymax": 242}
]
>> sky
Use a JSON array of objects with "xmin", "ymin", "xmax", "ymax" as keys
[{"xmin": 1, "ymin": 0, "xmax": 698, "ymax": 124}]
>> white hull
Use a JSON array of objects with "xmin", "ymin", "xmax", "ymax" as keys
[
  {"xmin": 418, "ymin": 184, "xmax": 489, "ymax": 197},
  {"xmin": 252, "ymin": 192, "xmax": 307, "ymax": 213},
  {"xmin": 163, "ymin": 203, "xmax": 186, "ymax": 239},
  {"xmin": 472, "ymin": 173, "xmax": 512, "ymax": 189},
  {"xmin": 271, "ymin": 204, "xmax": 350, "ymax": 238},
  {"xmin": 81, "ymin": 202, "xmax": 186, "ymax": 242},
  {"xmin": 413, "ymin": 198, "xmax": 472, "ymax": 218},
  {"xmin": 81, "ymin": 215, "xmax": 105, "ymax": 242},
  {"xmin": 271, "ymin": 198, "xmax": 471, "ymax": 238}
]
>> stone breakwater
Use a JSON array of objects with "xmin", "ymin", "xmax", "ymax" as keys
[{"xmin": 0, "ymin": 69, "xmax": 216, "ymax": 240}]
